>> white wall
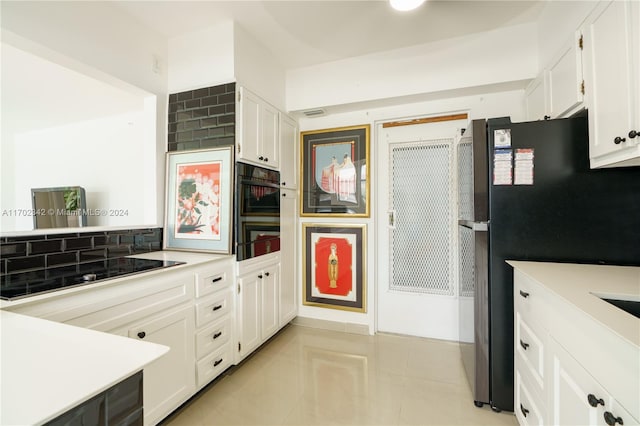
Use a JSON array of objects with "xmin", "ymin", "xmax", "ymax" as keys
[
  {"xmin": 1, "ymin": 1, "xmax": 168, "ymax": 231},
  {"xmin": 296, "ymin": 89, "xmax": 526, "ymax": 337},
  {"xmin": 167, "ymin": 22, "xmax": 235, "ymax": 93},
  {"xmin": 10, "ymin": 111, "xmax": 153, "ymax": 231},
  {"xmin": 286, "ymin": 23, "xmax": 538, "ymax": 112},
  {"xmin": 536, "ymin": 1, "xmax": 600, "ymax": 69},
  {"xmin": 233, "ymin": 23, "xmax": 287, "ymax": 110}
]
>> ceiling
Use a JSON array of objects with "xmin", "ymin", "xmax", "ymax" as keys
[{"xmin": 113, "ymin": 0, "xmax": 545, "ymax": 70}]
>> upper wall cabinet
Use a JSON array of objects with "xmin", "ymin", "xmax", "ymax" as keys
[
  {"xmin": 548, "ymin": 31, "xmax": 584, "ymax": 118},
  {"xmin": 524, "ymin": 73, "xmax": 548, "ymax": 121},
  {"xmin": 279, "ymin": 114, "xmax": 298, "ymax": 190},
  {"xmin": 582, "ymin": 0, "xmax": 640, "ymax": 168},
  {"xmin": 236, "ymin": 86, "xmax": 280, "ymax": 170},
  {"xmin": 524, "ymin": 32, "xmax": 584, "ymax": 121}
]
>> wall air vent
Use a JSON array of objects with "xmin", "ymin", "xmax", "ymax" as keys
[{"xmin": 302, "ymin": 108, "xmax": 326, "ymax": 117}]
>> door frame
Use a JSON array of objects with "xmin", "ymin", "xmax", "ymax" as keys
[{"xmin": 373, "ymin": 112, "xmax": 468, "ymax": 337}]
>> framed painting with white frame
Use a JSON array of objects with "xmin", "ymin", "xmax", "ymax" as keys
[{"xmin": 164, "ymin": 147, "xmax": 233, "ymax": 253}]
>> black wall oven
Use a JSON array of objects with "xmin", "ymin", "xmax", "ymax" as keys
[{"xmin": 235, "ymin": 162, "xmax": 280, "ymax": 261}]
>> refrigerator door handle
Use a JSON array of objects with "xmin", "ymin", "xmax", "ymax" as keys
[{"xmin": 458, "ymin": 220, "xmax": 489, "ymax": 231}]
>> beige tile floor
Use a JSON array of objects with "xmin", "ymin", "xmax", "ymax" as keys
[{"xmin": 162, "ymin": 325, "xmax": 517, "ymax": 426}]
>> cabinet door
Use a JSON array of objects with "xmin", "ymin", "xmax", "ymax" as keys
[
  {"xmin": 128, "ymin": 305, "xmax": 195, "ymax": 426},
  {"xmin": 525, "ymin": 74, "xmax": 548, "ymax": 121},
  {"xmin": 549, "ymin": 338, "xmax": 608, "ymax": 426},
  {"xmin": 548, "ymin": 31, "xmax": 584, "ymax": 118},
  {"xmin": 238, "ymin": 87, "xmax": 261, "ymax": 165},
  {"xmin": 279, "ymin": 188, "xmax": 297, "ymax": 326},
  {"xmin": 260, "ymin": 102, "xmax": 280, "ymax": 168},
  {"xmin": 279, "ymin": 114, "xmax": 299, "ymax": 189},
  {"xmin": 261, "ymin": 265, "xmax": 279, "ymax": 340},
  {"xmin": 583, "ymin": 0, "xmax": 638, "ymax": 163},
  {"xmin": 237, "ymin": 273, "xmax": 261, "ymax": 360}
]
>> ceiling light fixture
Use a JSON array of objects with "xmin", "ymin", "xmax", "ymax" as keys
[{"xmin": 389, "ymin": 0, "xmax": 426, "ymax": 12}]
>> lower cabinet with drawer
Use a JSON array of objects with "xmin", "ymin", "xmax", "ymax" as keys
[
  {"xmin": 513, "ymin": 266, "xmax": 639, "ymax": 426},
  {"xmin": 128, "ymin": 304, "xmax": 195, "ymax": 426},
  {"xmin": 5, "ymin": 255, "xmax": 237, "ymax": 426},
  {"xmin": 192, "ymin": 257, "xmax": 235, "ymax": 391}
]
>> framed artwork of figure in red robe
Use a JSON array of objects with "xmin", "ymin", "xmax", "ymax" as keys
[{"xmin": 302, "ymin": 223, "xmax": 366, "ymax": 312}]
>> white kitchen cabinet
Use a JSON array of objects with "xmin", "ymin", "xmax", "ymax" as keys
[
  {"xmin": 236, "ymin": 253, "xmax": 281, "ymax": 362},
  {"xmin": 524, "ymin": 74, "xmax": 548, "ymax": 121},
  {"xmin": 525, "ymin": 31, "xmax": 584, "ymax": 122},
  {"xmin": 548, "ymin": 31, "xmax": 584, "ymax": 118},
  {"xmin": 549, "ymin": 337, "xmax": 637, "ymax": 426},
  {"xmin": 279, "ymin": 114, "xmax": 299, "ymax": 189},
  {"xmin": 236, "ymin": 270, "xmax": 261, "ymax": 359},
  {"xmin": 4, "ymin": 256, "xmax": 237, "ymax": 425},
  {"xmin": 279, "ymin": 188, "xmax": 298, "ymax": 326},
  {"xmin": 261, "ymin": 263, "xmax": 279, "ymax": 339},
  {"xmin": 128, "ymin": 305, "xmax": 195, "ymax": 426},
  {"xmin": 236, "ymin": 86, "xmax": 280, "ymax": 169},
  {"xmin": 192, "ymin": 258, "xmax": 235, "ymax": 390},
  {"xmin": 582, "ymin": 0, "xmax": 640, "ymax": 168},
  {"xmin": 511, "ymin": 262, "xmax": 640, "ymax": 426}
]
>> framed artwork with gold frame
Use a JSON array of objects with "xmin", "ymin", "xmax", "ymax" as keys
[
  {"xmin": 300, "ymin": 125, "xmax": 370, "ymax": 217},
  {"xmin": 302, "ymin": 223, "xmax": 366, "ymax": 312}
]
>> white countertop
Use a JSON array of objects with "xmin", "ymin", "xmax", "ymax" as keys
[
  {"xmin": 0, "ymin": 251, "xmax": 231, "ymax": 423},
  {"xmin": 0, "ymin": 310, "xmax": 169, "ymax": 425},
  {"xmin": 507, "ymin": 261, "xmax": 640, "ymax": 348},
  {"xmin": 0, "ymin": 250, "xmax": 233, "ymax": 310}
]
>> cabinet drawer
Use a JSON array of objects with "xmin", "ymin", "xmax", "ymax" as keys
[
  {"xmin": 65, "ymin": 278, "xmax": 193, "ymax": 332},
  {"xmin": 195, "ymin": 316, "xmax": 231, "ymax": 360},
  {"xmin": 514, "ymin": 270, "xmax": 549, "ymax": 327},
  {"xmin": 195, "ymin": 261, "xmax": 234, "ymax": 298},
  {"xmin": 195, "ymin": 290, "xmax": 232, "ymax": 328},
  {"xmin": 516, "ymin": 312, "xmax": 546, "ymax": 390},
  {"xmin": 515, "ymin": 369, "xmax": 546, "ymax": 426},
  {"xmin": 196, "ymin": 343, "xmax": 232, "ymax": 388}
]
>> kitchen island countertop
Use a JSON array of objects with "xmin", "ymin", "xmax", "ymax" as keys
[{"xmin": 0, "ymin": 310, "xmax": 168, "ymax": 425}]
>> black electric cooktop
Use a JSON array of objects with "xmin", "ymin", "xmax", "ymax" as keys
[{"xmin": 0, "ymin": 258, "xmax": 184, "ymax": 301}]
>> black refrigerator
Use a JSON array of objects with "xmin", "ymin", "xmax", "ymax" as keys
[{"xmin": 458, "ymin": 114, "xmax": 640, "ymax": 412}]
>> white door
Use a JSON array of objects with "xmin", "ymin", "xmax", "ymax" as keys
[{"xmin": 376, "ymin": 118, "xmax": 466, "ymax": 340}]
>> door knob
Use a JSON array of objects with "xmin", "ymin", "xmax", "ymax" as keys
[
  {"xmin": 614, "ymin": 137, "xmax": 626, "ymax": 144},
  {"xmin": 587, "ymin": 394, "xmax": 604, "ymax": 407},
  {"xmin": 603, "ymin": 412, "xmax": 624, "ymax": 425},
  {"xmin": 629, "ymin": 130, "xmax": 638, "ymax": 139}
]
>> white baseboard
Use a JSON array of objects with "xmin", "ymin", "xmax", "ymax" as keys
[{"xmin": 291, "ymin": 316, "xmax": 370, "ymax": 335}]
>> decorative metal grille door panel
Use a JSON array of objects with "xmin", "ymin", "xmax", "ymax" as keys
[
  {"xmin": 457, "ymin": 140, "xmax": 475, "ymax": 297},
  {"xmin": 389, "ymin": 140, "xmax": 453, "ymax": 295}
]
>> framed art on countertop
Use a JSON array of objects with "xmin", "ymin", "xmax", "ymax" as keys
[
  {"xmin": 300, "ymin": 125, "xmax": 370, "ymax": 217},
  {"xmin": 164, "ymin": 147, "xmax": 233, "ymax": 253},
  {"xmin": 302, "ymin": 223, "xmax": 366, "ymax": 312}
]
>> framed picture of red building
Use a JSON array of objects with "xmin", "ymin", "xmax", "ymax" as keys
[
  {"xmin": 300, "ymin": 125, "xmax": 370, "ymax": 217},
  {"xmin": 302, "ymin": 223, "xmax": 366, "ymax": 312}
]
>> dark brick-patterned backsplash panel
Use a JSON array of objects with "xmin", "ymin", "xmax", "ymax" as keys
[
  {"xmin": 0, "ymin": 228, "xmax": 162, "ymax": 275},
  {"xmin": 168, "ymin": 82, "xmax": 236, "ymax": 152}
]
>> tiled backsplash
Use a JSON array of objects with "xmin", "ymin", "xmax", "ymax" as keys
[
  {"xmin": 0, "ymin": 228, "xmax": 162, "ymax": 275},
  {"xmin": 167, "ymin": 82, "xmax": 236, "ymax": 152}
]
